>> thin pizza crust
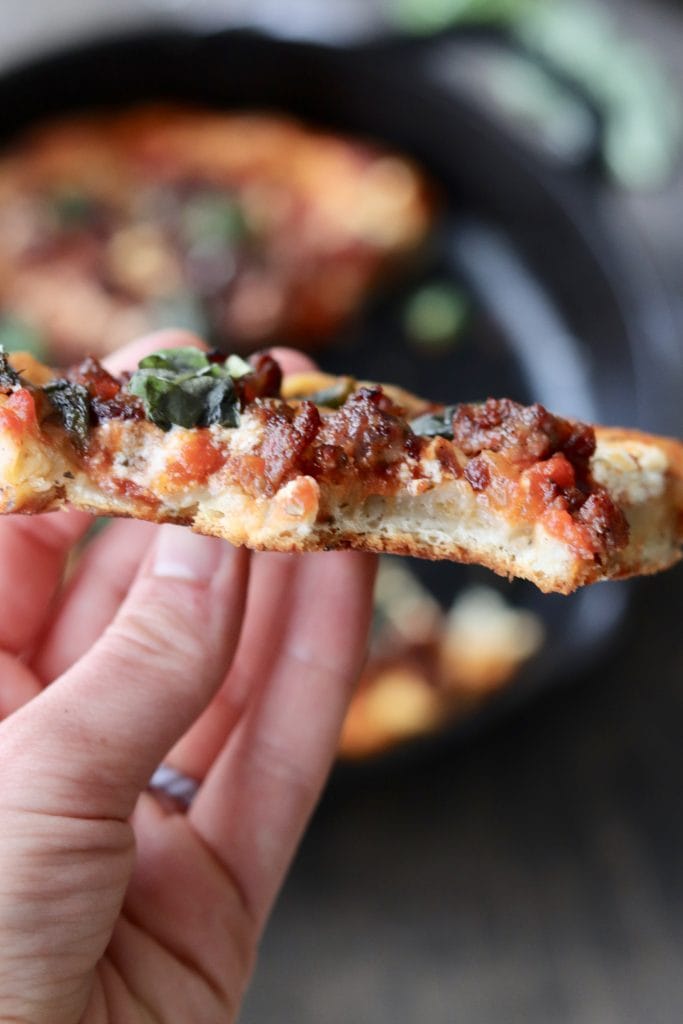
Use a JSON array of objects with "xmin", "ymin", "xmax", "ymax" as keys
[{"xmin": 1, "ymin": 358, "xmax": 682, "ymax": 595}]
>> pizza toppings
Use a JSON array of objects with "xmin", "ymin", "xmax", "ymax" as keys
[
  {"xmin": 409, "ymin": 406, "xmax": 458, "ymax": 439},
  {"xmin": 298, "ymin": 375, "xmax": 356, "ymax": 410},
  {"xmin": 164, "ymin": 430, "xmax": 227, "ymax": 488},
  {"xmin": 318, "ymin": 387, "xmax": 420, "ymax": 473},
  {"xmin": 411, "ymin": 397, "xmax": 596, "ymax": 468},
  {"xmin": 127, "ymin": 348, "xmax": 245, "ymax": 431},
  {"xmin": 255, "ymin": 401, "xmax": 322, "ymax": 495},
  {"xmin": 68, "ymin": 357, "xmax": 144, "ymax": 424},
  {"xmin": 42, "ymin": 378, "xmax": 90, "ymax": 446},
  {"xmin": 0, "ymin": 387, "xmax": 39, "ymax": 438},
  {"xmin": 0, "ymin": 347, "xmax": 635, "ymax": 567},
  {"xmin": 407, "ymin": 395, "xmax": 627, "ymax": 560},
  {"xmin": 576, "ymin": 490, "xmax": 630, "ymax": 556},
  {"xmin": 0, "ymin": 350, "xmax": 21, "ymax": 394},
  {"xmin": 123, "ymin": 347, "xmax": 284, "ymax": 431}
]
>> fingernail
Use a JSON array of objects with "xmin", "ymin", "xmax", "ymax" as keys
[{"xmin": 152, "ymin": 524, "xmax": 223, "ymax": 583}]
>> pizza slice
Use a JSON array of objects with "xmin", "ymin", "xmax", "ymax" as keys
[{"xmin": 0, "ymin": 346, "xmax": 681, "ymax": 596}]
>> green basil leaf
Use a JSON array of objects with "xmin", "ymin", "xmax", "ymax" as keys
[
  {"xmin": 128, "ymin": 347, "xmax": 248, "ymax": 431},
  {"xmin": 44, "ymin": 379, "xmax": 91, "ymax": 444},
  {"xmin": 203, "ymin": 376, "xmax": 240, "ymax": 428},
  {"xmin": 138, "ymin": 347, "xmax": 209, "ymax": 373},
  {"xmin": 225, "ymin": 354, "xmax": 252, "ymax": 379},
  {"xmin": 301, "ymin": 377, "xmax": 356, "ymax": 409},
  {"xmin": 161, "ymin": 376, "xmax": 212, "ymax": 430},
  {"xmin": 410, "ymin": 406, "xmax": 457, "ymax": 439},
  {"xmin": 128, "ymin": 367, "xmax": 240, "ymax": 430},
  {"xmin": 129, "ymin": 371, "xmax": 196, "ymax": 430},
  {"xmin": 201, "ymin": 362, "xmax": 231, "ymax": 381},
  {"xmin": 0, "ymin": 347, "xmax": 21, "ymax": 391}
]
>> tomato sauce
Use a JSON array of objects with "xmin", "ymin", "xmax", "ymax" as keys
[
  {"xmin": 0, "ymin": 388, "xmax": 39, "ymax": 438},
  {"xmin": 165, "ymin": 431, "xmax": 227, "ymax": 487}
]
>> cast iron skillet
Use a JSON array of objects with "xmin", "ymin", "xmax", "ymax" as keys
[{"xmin": 0, "ymin": 27, "xmax": 680, "ymax": 749}]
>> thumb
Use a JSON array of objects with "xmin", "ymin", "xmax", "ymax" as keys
[{"xmin": 0, "ymin": 526, "xmax": 249, "ymax": 822}]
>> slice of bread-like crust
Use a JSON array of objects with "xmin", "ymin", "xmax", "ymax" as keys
[{"xmin": 0, "ymin": 357, "xmax": 682, "ymax": 595}]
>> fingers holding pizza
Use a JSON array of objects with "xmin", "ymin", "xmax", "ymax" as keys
[
  {"xmin": 2, "ymin": 330, "xmax": 683, "ymax": 732},
  {"xmin": 28, "ymin": 336, "xmax": 322, "ymax": 685},
  {"xmin": 1, "ymin": 329, "xmax": 683, "ymax": 1023},
  {"xmin": 25, "ymin": 329, "xmax": 219, "ymax": 686},
  {"xmin": 0, "ymin": 335, "xmax": 379, "ymax": 1024},
  {"xmin": 0, "ymin": 329, "xmax": 204, "ymax": 686}
]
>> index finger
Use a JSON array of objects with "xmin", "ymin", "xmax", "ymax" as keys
[
  {"xmin": 189, "ymin": 550, "xmax": 377, "ymax": 928},
  {"xmin": 103, "ymin": 328, "xmax": 207, "ymax": 374}
]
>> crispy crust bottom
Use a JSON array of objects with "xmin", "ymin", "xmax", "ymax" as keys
[{"xmin": 32, "ymin": 493, "xmax": 683, "ymax": 596}]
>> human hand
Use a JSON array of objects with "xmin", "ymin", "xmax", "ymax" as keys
[{"xmin": 0, "ymin": 333, "xmax": 376, "ymax": 1023}]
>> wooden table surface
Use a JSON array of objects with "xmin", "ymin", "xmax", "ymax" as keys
[{"xmin": 243, "ymin": 566, "xmax": 683, "ymax": 1024}]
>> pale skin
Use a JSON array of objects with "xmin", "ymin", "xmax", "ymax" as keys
[{"xmin": 0, "ymin": 332, "xmax": 377, "ymax": 1023}]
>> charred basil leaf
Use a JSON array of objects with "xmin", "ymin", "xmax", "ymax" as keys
[
  {"xmin": 410, "ymin": 406, "xmax": 458, "ymax": 439},
  {"xmin": 0, "ymin": 347, "xmax": 21, "ymax": 392},
  {"xmin": 44, "ymin": 379, "xmax": 91, "ymax": 444}
]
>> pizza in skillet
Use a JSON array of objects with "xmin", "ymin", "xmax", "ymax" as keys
[
  {"xmin": 0, "ymin": 105, "xmax": 432, "ymax": 361},
  {"xmin": 340, "ymin": 570, "xmax": 545, "ymax": 758},
  {"xmin": 1, "ymin": 346, "xmax": 682, "ymax": 596}
]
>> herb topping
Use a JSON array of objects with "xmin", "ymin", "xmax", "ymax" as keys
[
  {"xmin": 409, "ymin": 406, "xmax": 457, "ymax": 439},
  {"xmin": 43, "ymin": 379, "xmax": 91, "ymax": 445},
  {"xmin": 0, "ymin": 348, "xmax": 21, "ymax": 394},
  {"xmin": 127, "ymin": 348, "xmax": 251, "ymax": 431}
]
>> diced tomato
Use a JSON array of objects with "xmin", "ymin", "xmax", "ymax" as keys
[
  {"xmin": 165, "ymin": 431, "xmax": 226, "ymax": 487},
  {"xmin": 542, "ymin": 507, "xmax": 598, "ymax": 559},
  {"xmin": 521, "ymin": 453, "xmax": 576, "ymax": 516},
  {"xmin": 545, "ymin": 452, "xmax": 576, "ymax": 490},
  {"xmin": 0, "ymin": 389, "xmax": 38, "ymax": 438}
]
